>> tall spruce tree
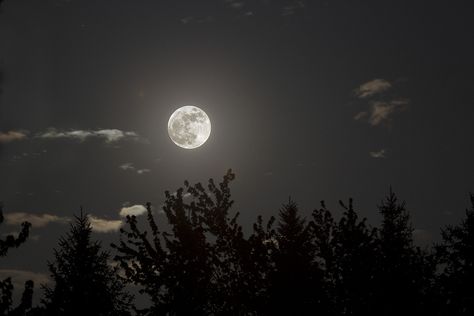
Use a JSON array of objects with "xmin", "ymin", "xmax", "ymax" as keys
[
  {"xmin": 374, "ymin": 189, "xmax": 434, "ymax": 315},
  {"xmin": 245, "ymin": 214, "xmax": 276, "ymax": 315},
  {"xmin": 331, "ymin": 199, "xmax": 378, "ymax": 316},
  {"xmin": 41, "ymin": 212, "xmax": 132, "ymax": 316},
  {"xmin": 268, "ymin": 199, "xmax": 322, "ymax": 315},
  {"xmin": 437, "ymin": 194, "xmax": 474, "ymax": 315},
  {"xmin": 310, "ymin": 201, "xmax": 337, "ymax": 314},
  {"xmin": 0, "ymin": 203, "xmax": 33, "ymax": 316}
]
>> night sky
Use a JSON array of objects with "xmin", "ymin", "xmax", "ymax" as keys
[{"xmin": 1, "ymin": 0, "xmax": 474, "ymax": 296}]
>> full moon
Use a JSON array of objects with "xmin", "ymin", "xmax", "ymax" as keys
[{"xmin": 168, "ymin": 106, "xmax": 211, "ymax": 149}]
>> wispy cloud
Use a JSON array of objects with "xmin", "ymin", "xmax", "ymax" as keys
[
  {"xmin": 353, "ymin": 78, "xmax": 409, "ymax": 127},
  {"xmin": 180, "ymin": 16, "xmax": 214, "ymax": 24},
  {"xmin": 36, "ymin": 128, "xmax": 140, "ymax": 143},
  {"xmin": 2, "ymin": 231, "xmax": 40, "ymax": 241},
  {"xmin": 354, "ymin": 99, "xmax": 409, "ymax": 126},
  {"xmin": 4, "ymin": 213, "xmax": 69, "ymax": 227},
  {"xmin": 119, "ymin": 163, "xmax": 151, "ymax": 175},
  {"xmin": 354, "ymin": 79, "xmax": 392, "ymax": 98},
  {"xmin": 119, "ymin": 163, "xmax": 135, "ymax": 171},
  {"xmin": 353, "ymin": 79, "xmax": 409, "ymax": 157},
  {"xmin": 119, "ymin": 205, "xmax": 147, "ymax": 217},
  {"xmin": 180, "ymin": 16, "xmax": 193, "ymax": 24},
  {"xmin": 228, "ymin": 1, "xmax": 244, "ymax": 9},
  {"xmin": 181, "ymin": 0, "xmax": 305, "ymax": 24},
  {"xmin": 4, "ymin": 211, "xmax": 133, "ymax": 234},
  {"xmin": 369, "ymin": 99, "xmax": 409, "ymax": 126},
  {"xmin": 369, "ymin": 149, "xmax": 386, "ymax": 159},
  {"xmin": 281, "ymin": 2, "xmax": 305, "ymax": 16},
  {"xmin": 353, "ymin": 112, "xmax": 368, "ymax": 121},
  {"xmin": 0, "ymin": 269, "xmax": 50, "ymax": 287},
  {"xmin": 0, "ymin": 131, "xmax": 28, "ymax": 143},
  {"xmin": 90, "ymin": 204, "xmax": 153, "ymax": 232},
  {"xmin": 137, "ymin": 169, "xmax": 151, "ymax": 175},
  {"xmin": 369, "ymin": 102, "xmax": 397, "ymax": 126},
  {"xmin": 88, "ymin": 215, "xmax": 122, "ymax": 233}
]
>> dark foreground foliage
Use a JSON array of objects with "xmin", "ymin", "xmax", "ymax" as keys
[
  {"xmin": 2, "ymin": 171, "xmax": 474, "ymax": 315},
  {"xmin": 0, "ymin": 203, "xmax": 33, "ymax": 316},
  {"xmin": 31, "ymin": 212, "xmax": 133, "ymax": 316},
  {"xmin": 111, "ymin": 170, "xmax": 474, "ymax": 316}
]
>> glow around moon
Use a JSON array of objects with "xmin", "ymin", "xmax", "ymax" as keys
[{"xmin": 168, "ymin": 106, "xmax": 211, "ymax": 149}]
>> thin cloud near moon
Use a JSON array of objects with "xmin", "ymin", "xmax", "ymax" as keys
[
  {"xmin": 0, "ymin": 128, "xmax": 144, "ymax": 144},
  {"xmin": 36, "ymin": 128, "xmax": 141, "ymax": 143}
]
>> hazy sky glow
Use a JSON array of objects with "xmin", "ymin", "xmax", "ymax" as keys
[{"xmin": 0, "ymin": 0, "xmax": 473, "ymax": 301}]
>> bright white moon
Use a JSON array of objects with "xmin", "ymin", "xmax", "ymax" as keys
[{"xmin": 168, "ymin": 106, "xmax": 211, "ymax": 149}]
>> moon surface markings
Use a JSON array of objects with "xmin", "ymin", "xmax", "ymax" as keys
[{"xmin": 168, "ymin": 106, "xmax": 211, "ymax": 149}]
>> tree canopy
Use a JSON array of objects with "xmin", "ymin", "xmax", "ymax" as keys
[
  {"xmin": 0, "ymin": 204, "xmax": 33, "ymax": 316},
  {"xmin": 41, "ymin": 212, "xmax": 132, "ymax": 316},
  {"xmin": 1, "ymin": 172, "xmax": 474, "ymax": 315}
]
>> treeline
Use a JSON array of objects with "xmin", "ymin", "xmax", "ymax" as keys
[{"xmin": 1, "ymin": 170, "xmax": 474, "ymax": 315}]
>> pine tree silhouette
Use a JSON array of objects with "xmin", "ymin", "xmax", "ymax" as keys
[
  {"xmin": 41, "ymin": 211, "xmax": 132, "ymax": 316},
  {"xmin": 244, "ymin": 213, "xmax": 275, "ymax": 314},
  {"xmin": 8, "ymin": 281, "xmax": 33, "ymax": 316},
  {"xmin": 265, "ymin": 199, "xmax": 322, "ymax": 315},
  {"xmin": 436, "ymin": 194, "xmax": 474, "ymax": 315},
  {"xmin": 331, "ymin": 199, "xmax": 378, "ymax": 316},
  {"xmin": 374, "ymin": 189, "xmax": 436, "ymax": 315},
  {"xmin": 0, "ymin": 203, "xmax": 33, "ymax": 316},
  {"xmin": 310, "ymin": 200, "xmax": 338, "ymax": 315},
  {"xmin": 4, "ymin": 169, "xmax": 470, "ymax": 315}
]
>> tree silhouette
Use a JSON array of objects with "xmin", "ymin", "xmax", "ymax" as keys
[
  {"xmin": 3, "ymin": 169, "xmax": 473, "ymax": 314},
  {"xmin": 436, "ymin": 194, "xmax": 474, "ymax": 315},
  {"xmin": 114, "ymin": 171, "xmax": 474, "ymax": 315},
  {"xmin": 7, "ymin": 281, "xmax": 33, "ymax": 316},
  {"xmin": 246, "ymin": 213, "xmax": 277, "ymax": 314},
  {"xmin": 0, "ymin": 203, "xmax": 33, "ymax": 316},
  {"xmin": 309, "ymin": 201, "xmax": 338, "ymax": 315},
  {"xmin": 41, "ymin": 211, "xmax": 132, "ymax": 316},
  {"xmin": 373, "ymin": 189, "xmax": 436, "ymax": 315},
  {"xmin": 267, "ymin": 199, "xmax": 322, "ymax": 315},
  {"xmin": 114, "ymin": 170, "xmax": 290, "ymax": 315},
  {"xmin": 0, "ymin": 204, "xmax": 30, "ymax": 257},
  {"xmin": 199, "ymin": 173, "xmax": 265, "ymax": 315},
  {"xmin": 330, "ymin": 199, "xmax": 378, "ymax": 315},
  {"xmin": 113, "ymin": 170, "xmax": 242, "ymax": 315}
]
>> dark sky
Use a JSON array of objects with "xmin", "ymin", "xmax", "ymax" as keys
[{"xmin": 1, "ymin": 0, "xmax": 474, "ymax": 297}]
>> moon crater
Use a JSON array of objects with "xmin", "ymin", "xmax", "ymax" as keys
[{"xmin": 168, "ymin": 106, "xmax": 211, "ymax": 149}]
